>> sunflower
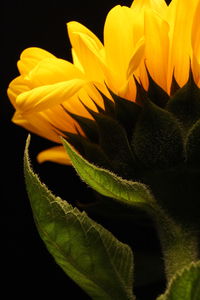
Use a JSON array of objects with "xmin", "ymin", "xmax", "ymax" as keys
[{"xmin": 7, "ymin": 0, "xmax": 200, "ymax": 166}]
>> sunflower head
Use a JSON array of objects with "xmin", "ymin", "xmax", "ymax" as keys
[{"xmin": 7, "ymin": 0, "xmax": 200, "ymax": 225}]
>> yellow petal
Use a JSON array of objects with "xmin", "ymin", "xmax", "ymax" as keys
[
  {"xmin": 64, "ymin": 82, "xmax": 105, "ymax": 117},
  {"xmin": 13, "ymin": 111, "xmax": 60, "ymax": 142},
  {"xmin": 104, "ymin": 5, "xmax": 138, "ymax": 87},
  {"xmin": 63, "ymin": 81, "xmax": 111, "ymax": 117},
  {"xmin": 67, "ymin": 22, "xmax": 105, "ymax": 82},
  {"xmin": 37, "ymin": 146, "xmax": 71, "ymax": 165},
  {"xmin": 16, "ymin": 79, "xmax": 85, "ymax": 114},
  {"xmin": 131, "ymin": 0, "xmax": 167, "ymax": 13},
  {"xmin": 127, "ymin": 37, "xmax": 145, "ymax": 79},
  {"xmin": 118, "ymin": 77, "xmax": 137, "ymax": 101},
  {"xmin": 17, "ymin": 47, "xmax": 55, "ymax": 75},
  {"xmin": 167, "ymin": 0, "xmax": 198, "ymax": 86},
  {"xmin": 12, "ymin": 111, "xmax": 39, "ymax": 133},
  {"xmin": 43, "ymin": 83, "xmax": 111, "ymax": 135},
  {"xmin": 67, "ymin": 21, "xmax": 103, "ymax": 50},
  {"xmin": 28, "ymin": 57, "xmax": 84, "ymax": 87},
  {"xmin": 191, "ymin": 0, "xmax": 200, "ymax": 85},
  {"xmin": 192, "ymin": 54, "xmax": 200, "ymax": 88},
  {"xmin": 144, "ymin": 10, "xmax": 169, "ymax": 92},
  {"xmin": 192, "ymin": 0, "xmax": 200, "ymax": 65},
  {"xmin": 42, "ymin": 105, "xmax": 81, "ymax": 134},
  {"xmin": 7, "ymin": 75, "xmax": 30, "ymax": 107},
  {"xmin": 134, "ymin": 61, "xmax": 149, "ymax": 91},
  {"xmin": 71, "ymin": 48, "xmax": 85, "ymax": 73}
]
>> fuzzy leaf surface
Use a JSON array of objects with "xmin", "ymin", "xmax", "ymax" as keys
[
  {"xmin": 24, "ymin": 135, "xmax": 135, "ymax": 300},
  {"xmin": 157, "ymin": 261, "xmax": 200, "ymax": 300},
  {"xmin": 62, "ymin": 138, "xmax": 155, "ymax": 211}
]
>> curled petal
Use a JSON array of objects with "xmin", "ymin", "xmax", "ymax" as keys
[
  {"xmin": 67, "ymin": 21, "xmax": 103, "ymax": 50},
  {"xmin": 71, "ymin": 48, "xmax": 85, "ymax": 73},
  {"xmin": 16, "ymin": 79, "xmax": 85, "ymax": 114},
  {"xmin": 67, "ymin": 21, "xmax": 105, "ymax": 82},
  {"xmin": 8, "ymin": 76, "xmax": 31, "ymax": 107},
  {"xmin": 37, "ymin": 146, "xmax": 71, "ymax": 164},
  {"xmin": 28, "ymin": 57, "xmax": 84, "ymax": 87},
  {"xmin": 70, "ymin": 34, "xmax": 105, "ymax": 82},
  {"xmin": 127, "ymin": 38, "xmax": 145, "ymax": 79},
  {"xmin": 17, "ymin": 47, "xmax": 55, "ymax": 75}
]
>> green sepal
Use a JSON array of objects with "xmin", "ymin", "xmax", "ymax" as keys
[
  {"xmin": 95, "ymin": 87, "xmax": 115, "ymax": 117},
  {"xmin": 186, "ymin": 119, "xmax": 200, "ymax": 166},
  {"xmin": 109, "ymin": 90, "xmax": 142, "ymax": 140},
  {"xmin": 170, "ymin": 73, "xmax": 180, "ymax": 96},
  {"xmin": 80, "ymin": 105, "xmax": 137, "ymax": 179},
  {"xmin": 91, "ymin": 98, "xmax": 107, "ymax": 114},
  {"xmin": 145, "ymin": 68, "xmax": 169, "ymax": 108},
  {"xmin": 24, "ymin": 135, "xmax": 135, "ymax": 300},
  {"xmin": 135, "ymin": 77, "xmax": 151, "ymax": 106},
  {"xmin": 62, "ymin": 137, "xmax": 156, "ymax": 211},
  {"xmin": 132, "ymin": 100, "xmax": 184, "ymax": 169},
  {"xmin": 157, "ymin": 261, "xmax": 200, "ymax": 300},
  {"xmin": 167, "ymin": 70, "xmax": 200, "ymax": 131},
  {"xmin": 62, "ymin": 106, "xmax": 99, "ymax": 143}
]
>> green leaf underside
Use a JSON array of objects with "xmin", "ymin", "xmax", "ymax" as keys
[
  {"xmin": 24, "ymin": 135, "xmax": 135, "ymax": 300},
  {"xmin": 62, "ymin": 138, "xmax": 155, "ymax": 211},
  {"xmin": 157, "ymin": 261, "xmax": 200, "ymax": 300}
]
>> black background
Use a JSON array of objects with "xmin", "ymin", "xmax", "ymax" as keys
[{"xmin": 2, "ymin": 1, "xmax": 170, "ymax": 299}]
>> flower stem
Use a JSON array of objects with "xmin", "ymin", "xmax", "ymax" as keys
[{"xmin": 153, "ymin": 207, "xmax": 199, "ymax": 282}]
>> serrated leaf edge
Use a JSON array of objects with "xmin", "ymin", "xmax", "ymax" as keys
[
  {"xmin": 61, "ymin": 137, "xmax": 156, "ymax": 210},
  {"xmin": 24, "ymin": 135, "xmax": 135, "ymax": 300},
  {"xmin": 157, "ymin": 261, "xmax": 200, "ymax": 300}
]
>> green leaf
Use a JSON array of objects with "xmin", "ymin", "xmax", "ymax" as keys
[
  {"xmin": 157, "ymin": 261, "xmax": 200, "ymax": 300},
  {"xmin": 24, "ymin": 135, "xmax": 135, "ymax": 300},
  {"xmin": 95, "ymin": 87, "xmax": 115, "ymax": 117},
  {"xmin": 64, "ymin": 132, "xmax": 112, "ymax": 169},
  {"xmin": 62, "ymin": 137, "xmax": 155, "ymax": 211}
]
